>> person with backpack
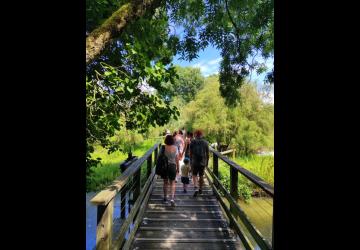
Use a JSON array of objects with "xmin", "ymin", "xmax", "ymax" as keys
[
  {"xmin": 189, "ymin": 130, "xmax": 209, "ymax": 197},
  {"xmin": 156, "ymin": 134, "xmax": 180, "ymax": 207}
]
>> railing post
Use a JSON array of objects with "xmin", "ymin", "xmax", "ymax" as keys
[
  {"xmin": 147, "ymin": 154, "xmax": 152, "ymax": 177},
  {"xmin": 120, "ymin": 185, "xmax": 127, "ymax": 219},
  {"xmin": 154, "ymin": 145, "xmax": 159, "ymax": 162},
  {"xmin": 213, "ymin": 153, "xmax": 219, "ymax": 178},
  {"xmin": 133, "ymin": 168, "xmax": 141, "ymax": 201},
  {"xmin": 96, "ymin": 199, "xmax": 114, "ymax": 250},
  {"xmin": 230, "ymin": 166, "xmax": 239, "ymax": 223}
]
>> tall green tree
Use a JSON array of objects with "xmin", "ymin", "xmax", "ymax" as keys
[
  {"xmin": 163, "ymin": 66, "xmax": 205, "ymax": 103},
  {"xmin": 179, "ymin": 75, "xmax": 273, "ymax": 154}
]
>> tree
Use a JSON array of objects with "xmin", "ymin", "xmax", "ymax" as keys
[
  {"xmin": 86, "ymin": 0, "xmax": 163, "ymax": 64},
  {"xmin": 167, "ymin": 0, "xmax": 274, "ymax": 105},
  {"xmin": 163, "ymin": 66, "xmax": 205, "ymax": 103},
  {"xmin": 85, "ymin": 0, "xmax": 273, "ymax": 175},
  {"xmin": 178, "ymin": 75, "xmax": 273, "ymax": 154}
]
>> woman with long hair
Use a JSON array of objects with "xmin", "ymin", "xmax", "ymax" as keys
[{"xmin": 161, "ymin": 134, "xmax": 180, "ymax": 206}]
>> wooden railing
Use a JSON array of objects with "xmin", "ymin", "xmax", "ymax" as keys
[
  {"xmin": 90, "ymin": 143, "xmax": 160, "ymax": 250},
  {"xmin": 205, "ymin": 147, "xmax": 274, "ymax": 250}
]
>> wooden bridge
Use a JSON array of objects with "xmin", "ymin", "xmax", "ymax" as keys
[{"xmin": 90, "ymin": 143, "xmax": 274, "ymax": 250}]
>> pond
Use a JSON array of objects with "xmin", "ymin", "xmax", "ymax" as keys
[{"xmin": 238, "ymin": 197, "xmax": 273, "ymax": 249}]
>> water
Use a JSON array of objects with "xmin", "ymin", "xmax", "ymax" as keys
[
  {"xmin": 86, "ymin": 192, "xmax": 97, "ymax": 250},
  {"xmin": 238, "ymin": 197, "xmax": 273, "ymax": 248}
]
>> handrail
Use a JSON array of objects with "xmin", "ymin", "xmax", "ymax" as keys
[
  {"xmin": 91, "ymin": 143, "xmax": 160, "ymax": 206},
  {"xmin": 91, "ymin": 143, "xmax": 160, "ymax": 250},
  {"xmin": 209, "ymin": 147, "xmax": 274, "ymax": 197},
  {"xmin": 207, "ymin": 147, "xmax": 273, "ymax": 250}
]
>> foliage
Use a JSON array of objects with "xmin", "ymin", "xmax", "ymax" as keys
[
  {"xmin": 87, "ymin": 139, "xmax": 158, "ymax": 191},
  {"xmin": 85, "ymin": 0, "xmax": 273, "ymax": 178},
  {"xmin": 163, "ymin": 66, "xmax": 205, "ymax": 103},
  {"xmin": 175, "ymin": 75, "xmax": 273, "ymax": 154},
  {"xmin": 167, "ymin": 0, "xmax": 274, "ymax": 105},
  {"xmin": 217, "ymin": 154, "xmax": 274, "ymax": 202},
  {"xmin": 86, "ymin": 8, "xmax": 181, "ymax": 175}
]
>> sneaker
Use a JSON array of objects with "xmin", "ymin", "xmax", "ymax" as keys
[
  {"xmin": 193, "ymin": 190, "xmax": 198, "ymax": 197},
  {"xmin": 170, "ymin": 200, "xmax": 175, "ymax": 207}
]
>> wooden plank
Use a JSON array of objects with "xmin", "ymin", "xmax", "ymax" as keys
[
  {"xmin": 144, "ymin": 210, "xmax": 222, "ymax": 214},
  {"xmin": 151, "ymin": 191, "xmax": 213, "ymax": 195},
  {"xmin": 135, "ymin": 229, "xmax": 234, "ymax": 239},
  {"xmin": 144, "ymin": 212, "xmax": 223, "ymax": 219},
  {"xmin": 91, "ymin": 143, "xmax": 160, "ymax": 206},
  {"xmin": 206, "ymin": 168, "xmax": 272, "ymax": 250},
  {"xmin": 134, "ymin": 238, "xmax": 237, "ymax": 242},
  {"xmin": 139, "ymin": 227, "xmax": 232, "ymax": 231},
  {"xmin": 130, "ymin": 241, "xmax": 245, "ymax": 250},
  {"xmin": 95, "ymin": 198, "xmax": 114, "ymax": 250},
  {"xmin": 149, "ymin": 197, "xmax": 217, "ymax": 201},
  {"xmin": 139, "ymin": 219, "xmax": 228, "ymax": 228},
  {"xmin": 147, "ymin": 206, "xmax": 221, "ymax": 212},
  {"xmin": 143, "ymin": 218, "xmax": 226, "ymax": 221},
  {"xmin": 209, "ymin": 147, "xmax": 274, "ymax": 197},
  {"xmin": 148, "ymin": 200, "xmax": 218, "ymax": 205},
  {"xmin": 148, "ymin": 204, "xmax": 219, "ymax": 208}
]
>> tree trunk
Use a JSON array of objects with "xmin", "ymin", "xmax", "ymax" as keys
[{"xmin": 86, "ymin": 0, "xmax": 163, "ymax": 64}]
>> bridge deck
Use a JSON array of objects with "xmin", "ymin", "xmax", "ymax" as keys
[{"xmin": 130, "ymin": 176, "xmax": 245, "ymax": 250}]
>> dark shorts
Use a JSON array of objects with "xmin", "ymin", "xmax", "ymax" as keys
[
  {"xmin": 192, "ymin": 164, "xmax": 205, "ymax": 176},
  {"xmin": 161, "ymin": 163, "xmax": 177, "ymax": 181},
  {"xmin": 181, "ymin": 176, "xmax": 190, "ymax": 184}
]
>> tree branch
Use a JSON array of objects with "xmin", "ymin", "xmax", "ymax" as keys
[{"xmin": 86, "ymin": 0, "xmax": 163, "ymax": 64}]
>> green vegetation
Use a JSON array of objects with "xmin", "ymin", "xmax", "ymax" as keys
[
  {"xmin": 165, "ymin": 74, "xmax": 274, "ymax": 155},
  {"xmin": 217, "ymin": 154, "xmax": 274, "ymax": 202},
  {"xmin": 87, "ymin": 139, "xmax": 159, "ymax": 192},
  {"xmin": 86, "ymin": 0, "xmax": 274, "ymax": 178}
]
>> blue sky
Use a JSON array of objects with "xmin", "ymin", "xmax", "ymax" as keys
[
  {"xmin": 172, "ymin": 44, "xmax": 274, "ymax": 103},
  {"xmin": 172, "ymin": 45, "xmax": 273, "ymax": 84}
]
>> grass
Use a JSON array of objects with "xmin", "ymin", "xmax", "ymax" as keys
[
  {"xmin": 87, "ymin": 139, "xmax": 160, "ymax": 192},
  {"xmin": 216, "ymin": 154, "xmax": 274, "ymax": 202},
  {"xmin": 235, "ymin": 155, "xmax": 274, "ymax": 185}
]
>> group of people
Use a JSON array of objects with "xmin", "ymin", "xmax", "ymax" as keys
[{"xmin": 160, "ymin": 128, "xmax": 209, "ymax": 207}]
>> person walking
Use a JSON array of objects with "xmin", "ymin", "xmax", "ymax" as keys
[
  {"xmin": 189, "ymin": 130, "xmax": 209, "ymax": 197},
  {"xmin": 161, "ymin": 134, "xmax": 180, "ymax": 206}
]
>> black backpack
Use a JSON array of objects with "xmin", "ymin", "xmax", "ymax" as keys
[{"xmin": 155, "ymin": 145, "xmax": 168, "ymax": 176}]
